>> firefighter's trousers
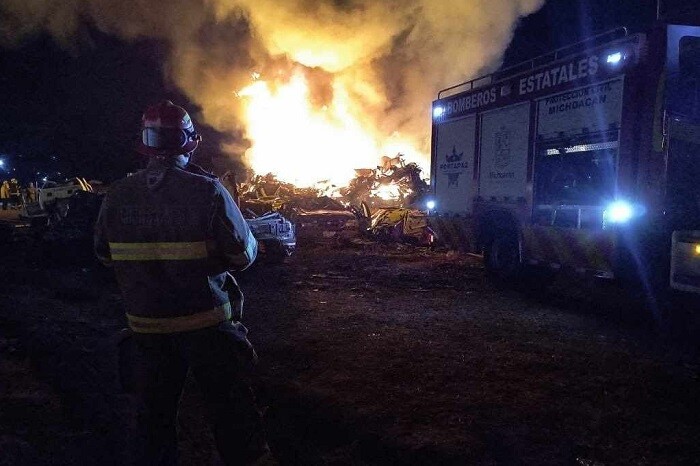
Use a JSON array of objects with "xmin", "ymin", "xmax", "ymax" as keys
[{"xmin": 133, "ymin": 325, "xmax": 268, "ymax": 466}]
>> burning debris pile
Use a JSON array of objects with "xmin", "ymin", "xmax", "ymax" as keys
[
  {"xmin": 237, "ymin": 154, "xmax": 433, "ymax": 245},
  {"xmin": 1, "ymin": 153, "xmax": 432, "ymax": 263},
  {"xmin": 239, "ymin": 154, "xmax": 428, "ymax": 213},
  {"xmin": 238, "ymin": 173, "xmax": 341, "ymax": 216},
  {"xmin": 341, "ymin": 154, "xmax": 430, "ymax": 209},
  {"xmin": 1, "ymin": 0, "xmax": 544, "ymax": 251}
]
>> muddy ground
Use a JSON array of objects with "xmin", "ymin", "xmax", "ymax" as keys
[{"xmin": 1, "ymin": 229, "xmax": 700, "ymax": 465}]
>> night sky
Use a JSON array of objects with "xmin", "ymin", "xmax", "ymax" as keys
[{"xmin": 0, "ymin": 0, "xmax": 693, "ymax": 183}]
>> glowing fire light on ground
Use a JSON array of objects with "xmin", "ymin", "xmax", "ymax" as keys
[{"xmin": 237, "ymin": 71, "xmax": 426, "ymax": 188}]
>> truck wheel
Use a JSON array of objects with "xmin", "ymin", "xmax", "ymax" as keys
[{"xmin": 484, "ymin": 231, "xmax": 521, "ymax": 281}]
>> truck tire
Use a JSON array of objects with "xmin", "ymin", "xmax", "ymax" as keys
[{"xmin": 484, "ymin": 230, "xmax": 521, "ymax": 281}]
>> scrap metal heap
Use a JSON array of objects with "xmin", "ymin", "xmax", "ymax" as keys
[
  {"xmin": 8, "ymin": 155, "xmax": 434, "ymax": 260},
  {"xmin": 239, "ymin": 154, "xmax": 429, "ymax": 211},
  {"xmin": 340, "ymin": 154, "xmax": 430, "ymax": 209},
  {"xmin": 237, "ymin": 155, "xmax": 434, "ymax": 245}
]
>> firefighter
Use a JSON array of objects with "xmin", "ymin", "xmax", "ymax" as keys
[
  {"xmin": 0, "ymin": 180, "xmax": 8, "ymax": 210},
  {"xmin": 94, "ymin": 101, "xmax": 273, "ymax": 465},
  {"xmin": 8, "ymin": 178, "xmax": 19, "ymax": 208}
]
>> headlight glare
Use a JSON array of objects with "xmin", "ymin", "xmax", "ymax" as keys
[{"xmin": 604, "ymin": 200, "xmax": 635, "ymax": 224}]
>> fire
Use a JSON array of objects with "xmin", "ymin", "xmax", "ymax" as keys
[
  {"xmin": 237, "ymin": 70, "xmax": 426, "ymax": 188},
  {"xmin": 372, "ymin": 184, "xmax": 403, "ymax": 201}
]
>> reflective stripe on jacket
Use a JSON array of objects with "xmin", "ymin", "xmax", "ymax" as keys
[
  {"xmin": 94, "ymin": 161, "xmax": 257, "ymax": 333},
  {"xmin": 127, "ymin": 303, "xmax": 232, "ymax": 333},
  {"xmin": 108, "ymin": 241, "xmax": 210, "ymax": 261}
]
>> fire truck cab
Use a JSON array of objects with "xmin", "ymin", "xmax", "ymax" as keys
[{"xmin": 429, "ymin": 23, "xmax": 700, "ymax": 297}]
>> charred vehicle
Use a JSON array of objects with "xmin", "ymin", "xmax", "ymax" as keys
[
  {"xmin": 245, "ymin": 211, "xmax": 296, "ymax": 262},
  {"xmin": 38, "ymin": 178, "xmax": 93, "ymax": 210},
  {"xmin": 368, "ymin": 207, "xmax": 435, "ymax": 245},
  {"xmin": 294, "ymin": 208, "xmax": 359, "ymax": 240}
]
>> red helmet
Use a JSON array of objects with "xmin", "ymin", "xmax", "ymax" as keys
[{"xmin": 136, "ymin": 100, "xmax": 201, "ymax": 157}]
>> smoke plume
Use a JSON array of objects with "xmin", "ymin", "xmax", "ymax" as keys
[{"xmin": 0, "ymin": 0, "xmax": 543, "ymax": 177}]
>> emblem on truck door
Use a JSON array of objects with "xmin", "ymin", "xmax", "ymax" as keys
[
  {"xmin": 443, "ymin": 145, "xmax": 466, "ymax": 187},
  {"xmin": 494, "ymin": 125, "xmax": 512, "ymax": 170},
  {"xmin": 446, "ymin": 145, "xmax": 463, "ymax": 163}
]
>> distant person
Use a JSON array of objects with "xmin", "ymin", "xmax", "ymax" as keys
[
  {"xmin": 8, "ymin": 178, "xmax": 19, "ymax": 208},
  {"xmin": 0, "ymin": 180, "xmax": 9, "ymax": 210},
  {"xmin": 26, "ymin": 182, "xmax": 37, "ymax": 203},
  {"xmin": 94, "ymin": 101, "xmax": 272, "ymax": 465},
  {"xmin": 221, "ymin": 170, "xmax": 240, "ymax": 206}
]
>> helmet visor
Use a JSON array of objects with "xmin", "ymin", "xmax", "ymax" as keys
[{"xmin": 142, "ymin": 127, "xmax": 188, "ymax": 149}]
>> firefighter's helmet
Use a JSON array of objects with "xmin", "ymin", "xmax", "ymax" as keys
[{"xmin": 136, "ymin": 100, "xmax": 201, "ymax": 157}]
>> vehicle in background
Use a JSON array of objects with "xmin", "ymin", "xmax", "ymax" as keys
[
  {"xmin": 38, "ymin": 178, "xmax": 93, "ymax": 211},
  {"xmin": 293, "ymin": 208, "xmax": 359, "ymax": 240},
  {"xmin": 368, "ymin": 206, "xmax": 435, "ymax": 246},
  {"xmin": 429, "ymin": 23, "xmax": 700, "ymax": 299},
  {"xmin": 39, "ymin": 190, "xmax": 105, "ymax": 261},
  {"xmin": 245, "ymin": 211, "xmax": 296, "ymax": 263},
  {"xmin": 88, "ymin": 180, "xmax": 107, "ymax": 195}
]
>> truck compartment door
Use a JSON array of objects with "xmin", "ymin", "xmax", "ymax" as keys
[{"xmin": 433, "ymin": 115, "xmax": 476, "ymax": 215}]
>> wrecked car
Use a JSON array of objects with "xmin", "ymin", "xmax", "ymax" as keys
[
  {"xmin": 293, "ymin": 208, "xmax": 359, "ymax": 240},
  {"xmin": 245, "ymin": 211, "xmax": 296, "ymax": 262},
  {"xmin": 367, "ymin": 207, "xmax": 435, "ymax": 246},
  {"xmin": 38, "ymin": 177, "xmax": 93, "ymax": 210},
  {"xmin": 36, "ymin": 190, "xmax": 106, "ymax": 262}
]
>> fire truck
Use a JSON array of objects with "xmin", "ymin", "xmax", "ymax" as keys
[{"xmin": 429, "ymin": 23, "xmax": 700, "ymax": 297}]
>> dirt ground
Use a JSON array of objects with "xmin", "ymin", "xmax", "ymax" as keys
[{"xmin": 1, "ymin": 228, "xmax": 699, "ymax": 465}]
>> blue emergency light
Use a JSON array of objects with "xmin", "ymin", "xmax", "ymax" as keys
[
  {"xmin": 604, "ymin": 200, "xmax": 647, "ymax": 224},
  {"xmin": 605, "ymin": 200, "xmax": 633, "ymax": 223},
  {"xmin": 606, "ymin": 51, "xmax": 623, "ymax": 65}
]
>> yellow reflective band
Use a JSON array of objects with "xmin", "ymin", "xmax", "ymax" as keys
[
  {"xmin": 109, "ymin": 241, "xmax": 208, "ymax": 261},
  {"xmin": 127, "ymin": 303, "xmax": 232, "ymax": 334}
]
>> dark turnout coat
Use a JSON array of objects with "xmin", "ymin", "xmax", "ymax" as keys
[{"xmin": 94, "ymin": 161, "xmax": 257, "ymax": 333}]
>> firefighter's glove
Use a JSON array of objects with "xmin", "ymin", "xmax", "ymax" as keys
[{"xmin": 218, "ymin": 320, "xmax": 258, "ymax": 372}]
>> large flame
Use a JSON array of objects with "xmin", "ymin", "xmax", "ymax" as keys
[
  {"xmin": 238, "ymin": 70, "xmax": 426, "ymax": 188},
  {"xmin": 0, "ymin": 0, "xmax": 545, "ymax": 188}
]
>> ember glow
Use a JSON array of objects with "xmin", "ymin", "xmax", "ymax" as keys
[
  {"xmin": 238, "ymin": 71, "xmax": 425, "ymax": 188},
  {"xmin": 372, "ymin": 184, "xmax": 403, "ymax": 201}
]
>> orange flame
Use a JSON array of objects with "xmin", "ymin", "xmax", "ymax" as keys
[
  {"xmin": 237, "ymin": 70, "xmax": 426, "ymax": 187},
  {"xmin": 372, "ymin": 184, "xmax": 404, "ymax": 201}
]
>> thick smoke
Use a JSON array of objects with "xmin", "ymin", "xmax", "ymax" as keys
[{"xmin": 0, "ymin": 0, "xmax": 543, "ymax": 169}]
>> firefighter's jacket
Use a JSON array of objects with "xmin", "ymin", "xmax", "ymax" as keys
[{"xmin": 94, "ymin": 161, "xmax": 257, "ymax": 334}]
